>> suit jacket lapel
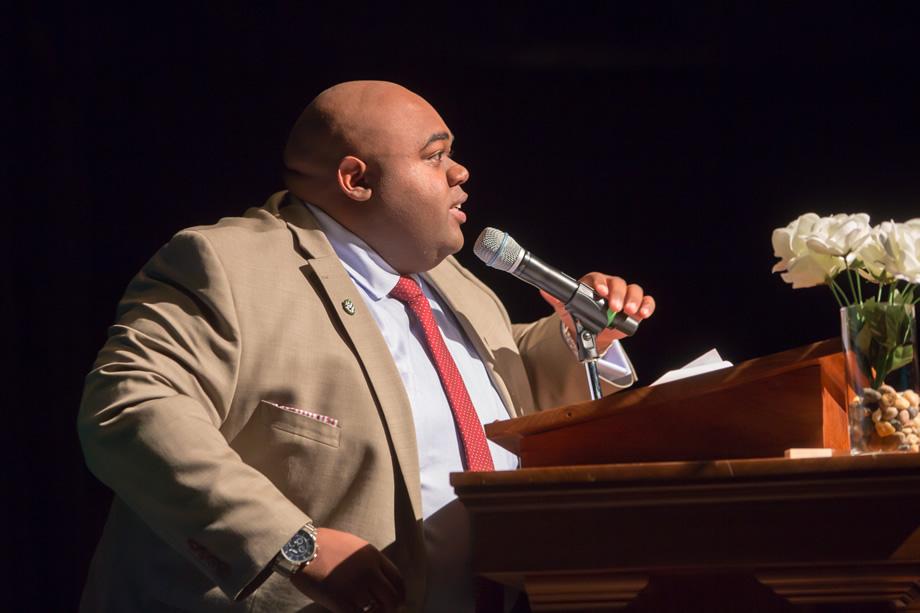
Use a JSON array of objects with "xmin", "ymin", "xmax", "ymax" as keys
[
  {"xmin": 424, "ymin": 263, "xmax": 518, "ymax": 420},
  {"xmin": 276, "ymin": 198, "xmax": 422, "ymax": 518}
]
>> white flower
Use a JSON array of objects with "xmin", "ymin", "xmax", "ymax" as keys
[
  {"xmin": 803, "ymin": 213, "xmax": 872, "ymax": 258},
  {"xmin": 883, "ymin": 221, "xmax": 920, "ymax": 283},
  {"xmin": 772, "ymin": 213, "xmax": 847, "ymax": 288},
  {"xmin": 853, "ymin": 222, "xmax": 892, "ymax": 281},
  {"xmin": 854, "ymin": 220, "xmax": 920, "ymax": 283},
  {"xmin": 772, "ymin": 213, "xmax": 819, "ymax": 271}
]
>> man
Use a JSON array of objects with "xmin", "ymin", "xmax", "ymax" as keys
[{"xmin": 78, "ymin": 81, "xmax": 655, "ymax": 612}]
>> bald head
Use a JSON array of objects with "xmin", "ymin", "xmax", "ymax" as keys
[
  {"xmin": 281, "ymin": 80, "xmax": 470, "ymax": 274},
  {"xmin": 283, "ymin": 81, "xmax": 440, "ymax": 196}
]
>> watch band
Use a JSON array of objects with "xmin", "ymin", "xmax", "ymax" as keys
[{"xmin": 272, "ymin": 553, "xmax": 304, "ymax": 577}]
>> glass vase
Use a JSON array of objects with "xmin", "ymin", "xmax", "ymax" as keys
[{"xmin": 842, "ymin": 303, "xmax": 920, "ymax": 454}]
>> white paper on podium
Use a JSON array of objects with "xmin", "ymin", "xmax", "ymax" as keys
[{"xmin": 651, "ymin": 348, "xmax": 733, "ymax": 386}]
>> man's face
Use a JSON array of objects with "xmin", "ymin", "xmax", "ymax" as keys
[{"xmin": 363, "ymin": 98, "xmax": 470, "ymax": 274}]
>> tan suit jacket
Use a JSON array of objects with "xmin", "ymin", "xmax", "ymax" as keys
[{"xmin": 78, "ymin": 191, "xmax": 634, "ymax": 612}]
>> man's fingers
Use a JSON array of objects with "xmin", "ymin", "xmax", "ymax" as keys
[
  {"xmin": 361, "ymin": 560, "xmax": 403, "ymax": 613},
  {"xmin": 604, "ymin": 278, "xmax": 628, "ymax": 312},
  {"xmin": 639, "ymin": 295, "xmax": 656, "ymax": 318},
  {"xmin": 584, "ymin": 274, "xmax": 627, "ymax": 311},
  {"xmin": 367, "ymin": 572, "xmax": 398, "ymax": 612},
  {"xmin": 291, "ymin": 531, "xmax": 405, "ymax": 612},
  {"xmin": 377, "ymin": 555, "xmax": 406, "ymax": 602},
  {"xmin": 539, "ymin": 289, "xmax": 563, "ymax": 309},
  {"xmin": 540, "ymin": 290, "xmax": 576, "ymax": 333},
  {"xmin": 622, "ymin": 284, "xmax": 644, "ymax": 316},
  {"xmin": 550, "ymin": 274, "xmax": 653, "ymax": 327}
]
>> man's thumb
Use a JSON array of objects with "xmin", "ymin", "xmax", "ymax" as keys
[{"xmin": 539, "ymin": 290, "xmax": 563, "ymax": 310}]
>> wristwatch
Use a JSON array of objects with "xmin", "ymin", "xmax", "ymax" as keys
[{"xmin": 272, "ymin": 522, "xmax": 318, "ymax": 578}]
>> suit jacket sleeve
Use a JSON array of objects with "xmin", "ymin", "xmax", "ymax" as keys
[{"xmin": 78, "ymin": 230, "xmax": 309, "ymax": 600}]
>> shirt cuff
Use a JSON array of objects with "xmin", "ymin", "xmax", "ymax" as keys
[
  {"xmin": 596, "ymin": 340, "xmax": 633, "ymax": 385},
  {"xmin": 559, "ymin": 321, "xmax": 635, "ymax": 387}
]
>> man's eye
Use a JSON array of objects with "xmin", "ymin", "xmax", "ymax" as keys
[{"xmin": 430, "ymin": 150, "xmax": 453, "ymax": 162}]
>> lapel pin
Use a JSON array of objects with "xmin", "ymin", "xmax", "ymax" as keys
[{"xmin": 342, "ymin": 298, "xmax": 357, "ymax": 316}]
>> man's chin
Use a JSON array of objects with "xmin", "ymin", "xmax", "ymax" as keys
[
  {"xmin": 427, "ymin": 237, "xmax": 464, "ymax": 269},
  {"xmin": 447, "ymin": 234, "xmax": 465, "ymax": 256}
]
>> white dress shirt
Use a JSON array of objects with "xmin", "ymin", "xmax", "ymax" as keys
[{"xmin": 306, "ymin": 202, "xmax": 633, "ymax": 611}]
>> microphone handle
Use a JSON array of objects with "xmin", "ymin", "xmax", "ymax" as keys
[
  {"xmin": 513, "ymin": 252, "xmax": 639, "ymax": 336},
  {"xmin": 514, "ymin": 252, "xmax": 580, "ymax": 302}
]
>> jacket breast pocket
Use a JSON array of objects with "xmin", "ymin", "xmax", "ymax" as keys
[{"xmin": 259, "ymin": 400, "xmax": 341, "ymax": 448}]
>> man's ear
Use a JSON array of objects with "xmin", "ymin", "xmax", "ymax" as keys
[{"xmin": 337, "ymin": 156, "xmax": 372, "ymax": 201}]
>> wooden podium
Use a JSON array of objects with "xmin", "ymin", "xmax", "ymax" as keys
[
  {"xmin": 452, "ymin": 340, "xmax": 920, "ymax": 611},
  {"xmin": 489, "ymin": 338, "xmax": 850, "ymax": 468}
]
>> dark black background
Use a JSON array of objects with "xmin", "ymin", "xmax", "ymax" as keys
[{"xmin": 10, "ymin": 2, "xmax": 920, "ymax": 609}]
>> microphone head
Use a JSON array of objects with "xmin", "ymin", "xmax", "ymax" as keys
[{"xmin": 473, "ymin": 227, "xmax": 524, "ymax": 272}]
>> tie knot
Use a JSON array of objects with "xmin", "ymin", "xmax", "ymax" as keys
[{"xmin": 389, "ymin": 276, "xmax": 424, "ymax": 304}]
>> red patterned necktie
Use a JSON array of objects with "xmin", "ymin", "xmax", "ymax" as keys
[{"xmin": 389, "ymin": 276, "xmax": 495, "ymax": 472}]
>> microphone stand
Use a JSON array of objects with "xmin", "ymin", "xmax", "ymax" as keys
[{"xmin": 572, "ymin": 318, "xmax": 603, "ymax": 401}]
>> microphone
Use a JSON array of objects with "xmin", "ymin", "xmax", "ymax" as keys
[{"xmin": 473, "ymin": 227, "xmax": 640, "ymax": 337}]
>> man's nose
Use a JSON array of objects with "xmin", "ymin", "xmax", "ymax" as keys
[{"xmin": 448, "ymin": 161, "xmax": 469, "ymax": 187}]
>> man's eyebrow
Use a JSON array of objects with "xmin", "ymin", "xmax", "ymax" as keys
[{"xmin": 420, "ymin": 131, "xmax": 452, "ymax": 151}]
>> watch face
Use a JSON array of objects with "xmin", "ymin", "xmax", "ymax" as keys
[{"xmin": 281, "ymin": 530, "xmax": 316, "ymax": 563}]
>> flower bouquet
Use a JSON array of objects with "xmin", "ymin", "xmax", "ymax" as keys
[{"xmin": 772, "ymin": 214, "xmax": 920, "ymax": 453}]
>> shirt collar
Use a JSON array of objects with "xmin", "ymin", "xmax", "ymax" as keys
[{"xmin": 303, "ymin": 201, "xmax": 412, "ymax": 301}]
